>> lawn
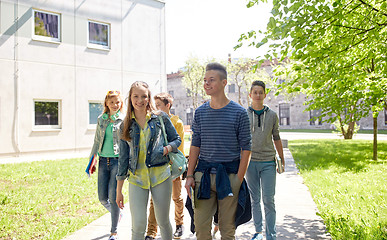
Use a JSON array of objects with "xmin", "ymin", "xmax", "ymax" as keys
[
  {"xmin": 0, "ymin": 158, "xmax": 128, "ymax": 240},
  {"xmin": 281, "ymin": 129, "xmax": 387, "ymax": 134},
  {"xmin": 0, "ymin": 133, "xmax": 193, "ymax": 240},
  {"xmin": 289, "ymin": 139, "xmax": 387, "ymax": 239},
  {"xmin": 184, "ymin": 132, "xmax": 192, "ymax": 154}
]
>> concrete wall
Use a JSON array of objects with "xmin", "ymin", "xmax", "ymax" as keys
[{"xmin": 0, "ymin": 0, "xmax": 166, "ymax": 157}]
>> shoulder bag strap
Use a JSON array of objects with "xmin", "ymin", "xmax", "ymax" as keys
[{"xmin": 158, "ymin": 115, "xmax": 168, "ymax": 147}]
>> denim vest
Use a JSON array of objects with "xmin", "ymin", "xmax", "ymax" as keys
[
  {"xmin": 117, "ymin": 112, "xmax": 181, "ymax": 180},
  {"xmin": 89, "ymin": 112, "xmax": 124, "ymax": 159}
]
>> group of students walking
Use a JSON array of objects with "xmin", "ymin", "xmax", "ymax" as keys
[{"xmin": 89, "ymin": 62, "xmax": 285, "ymax": 240}]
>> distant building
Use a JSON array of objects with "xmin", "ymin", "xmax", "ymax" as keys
[
  {"xmin": 167, "ymin": 61, "xmax": 387, "ymax": 130},
  {"xmin": 166, "ymin": 72, "xmax": 194, "ymax": 125},
  {"xmin": 0, "ymin": 0, "xmax": 166, "ymax": 158}
]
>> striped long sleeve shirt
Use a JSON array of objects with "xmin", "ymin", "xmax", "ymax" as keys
[{"xmin": 191, "ymin": 101, "xmax": 251, "ymax": 163}]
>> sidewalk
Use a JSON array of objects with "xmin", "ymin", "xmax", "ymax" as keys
[{"xmin": 62, "ymin": 148, "xmax": 331, "ymax": 240}]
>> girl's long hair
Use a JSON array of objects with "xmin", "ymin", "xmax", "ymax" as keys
[{"xmin": 121, "ymin": 81, "xmax": 156, "ymax": 141}]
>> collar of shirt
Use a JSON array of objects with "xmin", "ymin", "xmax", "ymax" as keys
[{"xmin": 131, "ymin": 111, "xmax": 151, "ymax": 121}]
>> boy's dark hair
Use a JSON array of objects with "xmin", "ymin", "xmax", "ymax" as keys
[
  {"xmin": 206, "ymin": 62, "xmax": 227, "ymax": 80},
  {"xmin": 154, "ymin": 92, "xmax": 173, "ymax": 109},
  {"xmin": 250, "ymin": 80, "xmax": 266, "ymax": 92}
]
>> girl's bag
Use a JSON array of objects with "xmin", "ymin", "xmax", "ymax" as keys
[{"xmin": 158, "ymin": 116, "xmax": 187, "ymax": 179}]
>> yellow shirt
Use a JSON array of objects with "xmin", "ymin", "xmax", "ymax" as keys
[
  {"xmin": 128, "ymin": 113, "xmax": 170, "ymax": 189},
  {"xmin": 170, "ymin": 114, "xmax": 185, "ymax": 155}
]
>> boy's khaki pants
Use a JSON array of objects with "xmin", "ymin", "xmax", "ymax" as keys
[{"xmin": 194, "ymin": 172, "xmax": 241, "ymax": 240}]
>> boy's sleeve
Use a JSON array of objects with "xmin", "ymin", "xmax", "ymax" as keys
[
  {"xmin": 175, "ymin": 119, "xmax": 185, "ymax": 154},
  {"xmin": 238, "ymin": 110, "xmax": 252, "ymax": 151},
  {"xmin": 190, "ymin": 109, "xmax": 201, "ymax": 147},
  {"xmin": 164, "ymin": 114, "xmax": 181, "ymax": 152},
  {"xmin": 272, "ymin": 113, "xmax": 281, "ymax": 141}
]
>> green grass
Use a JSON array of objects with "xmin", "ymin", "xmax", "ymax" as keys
[
  {"xmin": 281, "ymin": 129, "xmax": 387, "ymax": 134},
  {"xmin": 289, "ymin": 139, "xmax": 387, "ymax": 239},
  {"xmin": 0, "ymin": 158, "xmax": 128, "ymax": 240},
  {"xmin": 184, "ymin": 132, "xmax": 192, "ymax": 155}
]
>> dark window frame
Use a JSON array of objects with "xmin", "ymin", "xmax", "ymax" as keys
[
  {"xmin": 228, "ymin": 83, "xmax": 236, "ymax": 93},
  {"xmin": 309, "ymin": 109, "xmax": 323, "ymax": 125},
  {"xmin": 186, "ymin": 108, "xmax": 193, "ymax": 126},
  {"xmin": 279, "ymin": 103, "xmax": 290, "ymax": 126},
  {"xmin": 385, "ymin": 107, "xmax": 387, "ymax": 126}
]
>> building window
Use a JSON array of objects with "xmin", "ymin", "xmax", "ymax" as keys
[
  {"xmin": 88, "ymin": 20, "xmax": 110, "ymax": 49},
  {"xmin": 170, "ymin": 109, "xmax": 176, "ymax": 115},
  {"xmin": 186, "ymin": 112, "xmax": 193, "ymax": 126},
  {"xmin": 229, "ymin": 84, "xmax": 236, "ymax": 93},
  {"xmin": 385, "ymin": 107, "xmax": 387, "ymax": 126},
  {"xmin": 89, "ymin": 102, "xmax": 104, "ymax": 124},
  {"xmin": 186, "ymin": 108, "xmax": 193, "ymax": 125},
  {"xmin": 310, "ymin": 109, "xmax": 322, "ymax": 125},
  {"xmin": 34, "ymin": 100, "xmax": 60, "ymax": 128},
  {"xmin": 33, "ymin": 9, "xmax": 61, "ymax": 42},
  {"xmin": 169, "ymin": 90, "xmax": 174, "ymax": 98},
  {"xmin": 279, "ymin": 103, "xmax": 290, "ymax": 125}
]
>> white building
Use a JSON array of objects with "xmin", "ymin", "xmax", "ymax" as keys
[{"xmin": 0, "ymin": 0, "xmax": 166, "ymax": 158}]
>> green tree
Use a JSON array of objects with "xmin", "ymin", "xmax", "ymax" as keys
[
  {"xmin": 35, "ymin": 16, "xmax": 49, "ymax": 37},
  {"xmin": 226, "ymin": 58, "xmax": 272, "ymax": 105},
  {"xmin": 239, "ymin": 0, "xmax": 387, "ymax": 157},
  {"xmin": 181, "ymin": 56, "xmax": 207, "ymax": 110},
  {"xmin": 273, "ymin": 60, "xmax": 371, "ymax": 139}
]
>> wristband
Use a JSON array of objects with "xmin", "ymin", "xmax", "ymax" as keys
[
  {"xmin": 164, "ymin": 146, "xmax": 169, "ymax": 154},
  {"xmin": 186, "ymin": 175, "xmax": 194, "ymax": 179}
]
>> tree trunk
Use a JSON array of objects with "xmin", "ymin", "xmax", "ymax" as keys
[
  {"xmin": 373, "ymin": 116, "xmax": 378, "ymax": 160},
  {"xmin": 238, "ymin": 85, "xmax": 242, "ymax": 105},
  {"xmin": 342, "ymin": 121, "xmax": 355, "ymax": 139}
]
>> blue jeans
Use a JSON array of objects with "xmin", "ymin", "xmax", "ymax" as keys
[
  {"xmin": 129, "ymin": 177, "xmax": 173, "ymax": 240},
  {"xmin": 98, "ymin": 157, "xmax": 120, "ymax": 234},
  {"xmin": 246, "ymin": 161, "xmax": 276, "ymax": 240}
]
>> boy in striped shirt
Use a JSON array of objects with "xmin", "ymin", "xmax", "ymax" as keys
[{"xmin": 185, "ymin": 62, "xmax": 252, "ymax": 239}]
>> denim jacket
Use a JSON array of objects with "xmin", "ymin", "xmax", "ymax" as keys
[
  {"xmin": 116, "ymin": 111, "xmax": 181, "ymax": 180},
  {"xmin": 89, "ymin": 112, "xmax": 125, "ymax": 159}
]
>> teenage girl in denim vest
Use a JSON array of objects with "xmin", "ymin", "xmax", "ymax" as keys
[
  {"xmin": 89, "ymin": 90, "xmax": 124, "ymax": 240},
  {"xmin": 116, "ymin": 81, "xmax": 181, "ymax": 240}
]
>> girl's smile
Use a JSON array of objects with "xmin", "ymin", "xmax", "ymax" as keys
[
  {"xmin": 106, "ymin": 96, "xmax": 122, "ymax": 115},
  {"xmin": 131, "ymin": 86, "xmax": 150, "ymax": 112}
]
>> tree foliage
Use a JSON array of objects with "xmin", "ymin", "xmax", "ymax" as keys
[
  {"xmin": 226, "ymin": 58, "xmax": 271, "ymax": 105},
  {"xmin": 239, "ymin": 0, "xmax": 387, "ymax": 141},
  {"xmin": 181, "ymin": 56, "xmax": 273, "ymax": 109},
  {"xmin": 181, "ymin": 56, "xmax": 208, "ymax": 110}
]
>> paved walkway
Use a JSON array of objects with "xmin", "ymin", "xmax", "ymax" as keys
[{"xmin": 62, "ymin": 148, "xmax": 331, "ymax": 240}]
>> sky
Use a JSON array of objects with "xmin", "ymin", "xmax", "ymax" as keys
[{"xmin": 164, "ymin": 0, "xmax": 273, "ymax": 73}]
